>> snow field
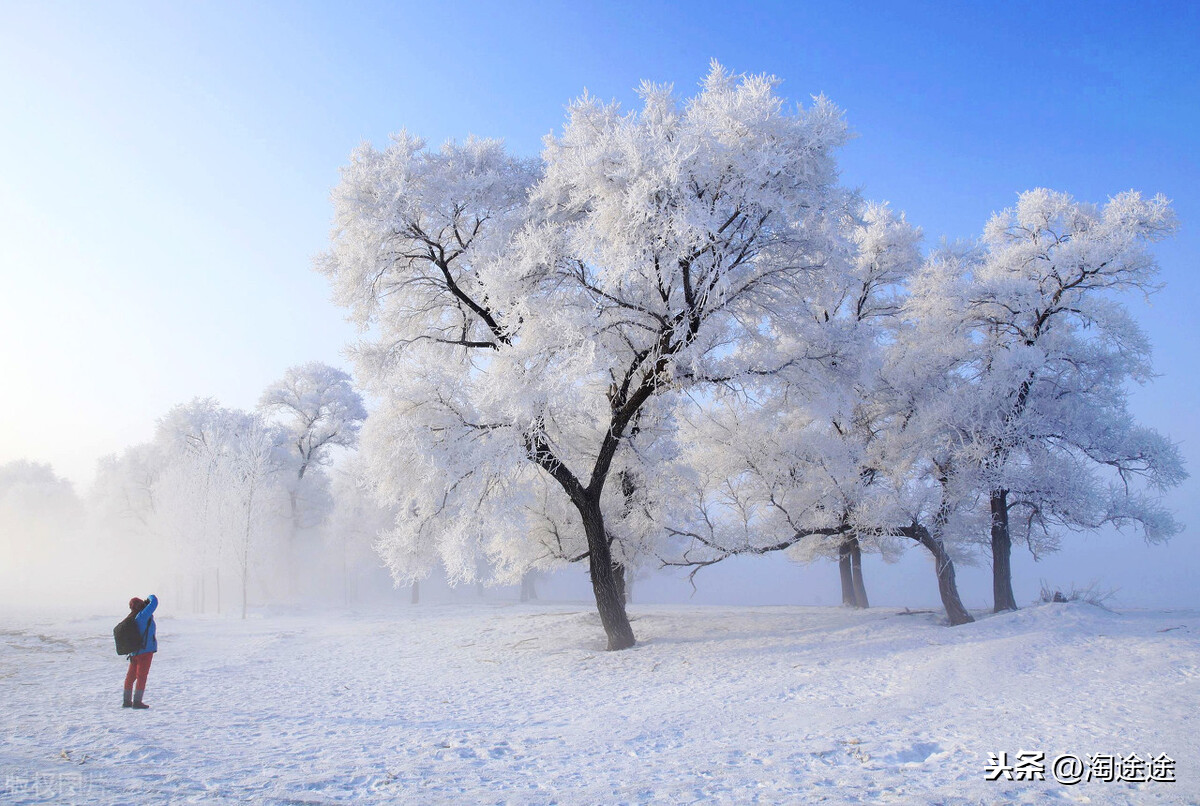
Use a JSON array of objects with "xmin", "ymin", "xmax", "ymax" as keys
[{"xmin": 1, "ymin": 602, "xmax": 1198, "ymax": 804}]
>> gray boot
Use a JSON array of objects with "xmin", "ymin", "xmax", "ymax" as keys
[
  {"xmin": 123, "ymin": 689, "xmax": 132, "ymax": 708},
  {"xmin": 131, "ymin": 688, "xmax": 149, "ymax": 709}
]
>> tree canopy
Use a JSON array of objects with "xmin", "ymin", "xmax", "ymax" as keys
[{"xmin": 317, "ymin": 65, "xmax": 1185, "ymax": 645}]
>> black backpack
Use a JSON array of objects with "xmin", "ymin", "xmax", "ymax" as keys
[{"xmin": 113, "ymin": 613, "xmax": 145, "ymax": 656}]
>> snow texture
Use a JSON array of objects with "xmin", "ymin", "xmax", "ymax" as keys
[{"xmin": 1, "ymin": 603, "xmax": 1196, "ymax": 804}]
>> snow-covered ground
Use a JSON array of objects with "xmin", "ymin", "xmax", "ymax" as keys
[{"xmin": 1, "ymin": 602, "xmax": 1197, "ymax": 805}]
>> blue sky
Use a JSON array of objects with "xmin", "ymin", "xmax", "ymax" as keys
[{"xmin": 1, "ymin": 1, "xmax": 1196, "ymax": 606}]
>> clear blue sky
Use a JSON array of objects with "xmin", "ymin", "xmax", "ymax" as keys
[{"xmin": 1, "ymin": 1, "xmax": 1196, "ymax": 606}]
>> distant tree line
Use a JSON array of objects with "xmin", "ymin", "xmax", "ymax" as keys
[{"xmin": 91, "ymin": 363, "xmax": 368, "ymax": 616}]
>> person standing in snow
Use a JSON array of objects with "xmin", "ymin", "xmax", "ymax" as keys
[{"xmin": 123, "ymin": 594, "xmax": 158, "ymax": 709}]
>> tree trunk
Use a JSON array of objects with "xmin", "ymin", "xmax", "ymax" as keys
[
  {"xmin": 286, "ymin": 488, "xmax": 300, "ymax": 599},
  {"xmin": 411, "ymin": 579, "xmax": 420, "ymax": 605},
  {"xmin": 342, "ymin": 537, "xmax": 349, "ymax": 607},
  {"xmin": 838, "ymin": 541, "xmax": 856, "ymax": 606},
  {"xmin": 612, "ymin": 561, "xmax": 627, "ymax": 606},
  {"xmin": 849, "ymin": 537, "xmax": 869, "ymax": 609},
  {"xmin": 579, "ymin": 497, "xmax": 636, "ymax": 650},
  {"xmin": 838, "ymin": 535, "xmax": 869, "ymax": 608},
  {"xmin": 289, "ymin": 488, "xmax": 299, "ymax": 530},
  {"xmin": 905, "ymin": 525, "xmax": 974, "ymax": 626},
  {"xmin": 520, "ymin": 571, "xmax": 538, "ymax": 602},
  {"xmin": 990, "ymin": 489, "xmax": 1018, "ymax": 612},
  {"xmin": 241, "ymin": 491, "xmax": 253, "ymax": 620}
]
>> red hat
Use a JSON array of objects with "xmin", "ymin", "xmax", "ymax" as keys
[{"xmin": 129, "ymin": 597, "xmax": 145, "ymax": 612}]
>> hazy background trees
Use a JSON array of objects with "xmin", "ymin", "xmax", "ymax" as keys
[
  {"xmin": 259, "ymin": 362, "xmax": 367, "ymax": 596},
  {"xmin": 83, "ymin": 365, "xmax": 372, "ymax": 616},
  {"xmin": 0, "ymin": 461, "xmax": 85, "ymax": 600}
]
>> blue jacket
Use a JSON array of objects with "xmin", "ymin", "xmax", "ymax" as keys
[{"xmin": 130, "ymin": 594, "xmax": 158, "ymax": 656}]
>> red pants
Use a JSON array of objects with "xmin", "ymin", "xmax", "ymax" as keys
[{"xmin": 124, "ymin": 653, "xmax": 153, "ymax": 691}]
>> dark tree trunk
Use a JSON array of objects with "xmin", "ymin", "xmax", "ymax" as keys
[
  {"xmin": 615, "ymin": 470, "xmax": 635, "ymax": 606},
  {"xmin": 612, "ymin": 561, "xmax": 627, "ymax": 606},
  {"xmin": 530, "ymin": 387, "xmax": 639, "ymax": 648},
  {"xmin": 838, "ymin": 535, "xmax": 869, "ymax": 608},
  {"xmin": 849, "ymin": 537, "xmax": 869, "ymax": 609},
  {"xmin": 410, "ymin": 579, "xmax": 419, "ymax": 605},
  {"xmin": 904, "ymin": 525, "xmax": 974, "ymax": 626},
  {"xmin": 838, "ymin": 541, "xmax": 856, "ymax": 606},
  {"xmin": 990, "ymin": 489, "xmax": 1018, "ymax": 612},
  {"xmin": 579, "ymin": 498, "xmax": 636, "ymax": 650}
]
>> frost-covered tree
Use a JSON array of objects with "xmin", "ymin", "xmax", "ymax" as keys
[
  {"xmin": 158, "ymin": 401, "xmax": 289, "ymax": 618},
  {"xmin": 92, "ymin": 440, "xmax": 183, "ymax": 601},
  {"xmin": 873, "ymin": 294, "xmax": 983, "ymax": 627},
  {"xmin": 92, "ymin": 444, "xmax": 161, "ymax": 537},
  {"xmin": 319, "ymin": 64, "xmax": 852, "ymax": 649},
  {"xmin": 805, "ymin": 202, "xmax": 922, "ymax": 609},
  {"xmin": 92, "ymin": 401, "xmax": 226, "ymax": 609},
  {"xmin": 258, "ymin": 362, "xmax": 366, "ymax": 524},
  {"xmin": 657, "ymin": 207, "xmax": 981, "ymax": 625},
  {"xmin": 94, "ymin": 399, "xmax": 290, "ymax": 616},
  {"xmin": 156, "ymin": 399, "xmax": 238, "ymax": 603},
  {"xmin": 219, "ymin": 411, "xmax": 289, "ymax": 618},
  {"xmin": 943, "ymin": 190, "xmax": 1186, "ymax": 611},
  {"xmin": 259, "ymin": 363, "xmax": 366, "ymax": 594}
]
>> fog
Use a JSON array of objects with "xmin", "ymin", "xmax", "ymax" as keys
[{"xmin": 2, "ymin": 452, "xmax": 1193, "ymax": 624}]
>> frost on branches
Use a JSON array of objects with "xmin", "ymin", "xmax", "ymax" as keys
[
  {"xmin": 319, "ymin": 64, "xmax": 1185, "ymax": 643},
  {"xmin": 923, "ymin": 190, "xmax": 1187, "ymax": 612},
  {"xmin": 319, "ymin": 64, "xmax": 853, "ymax": 649},
  {"xmin": 93, "ymin": 399, "xmax": 292, "ymax": 618},
  {"xmin": 259, "ymin": 362, "xmax": 367, "ymax": 590},
  {"xmin": 655, "ymin": 202, "xmax": 979, "ymax": 625}
]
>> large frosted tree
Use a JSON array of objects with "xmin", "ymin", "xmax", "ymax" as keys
[
  {"xmin": 258, "ymin": 362, "xmax": 366, "ymax": 498},
  {"xmin": 655, "ymin": 203, "xmax": 920, "ymax": 600},
  {"xmin": 259, "ymin": 362, "xmax": 367, "ymax": 593},
  {"xmin": 655, "ymin": 209, "xmax": 979, "ymax": 626},
  {"xmin": 943, "ymin": 190, "xmax": 1186, "ymax": 611},
  {"xmin": 318, "ymin": 64, "xmax": 852, "ymax": 649}
]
